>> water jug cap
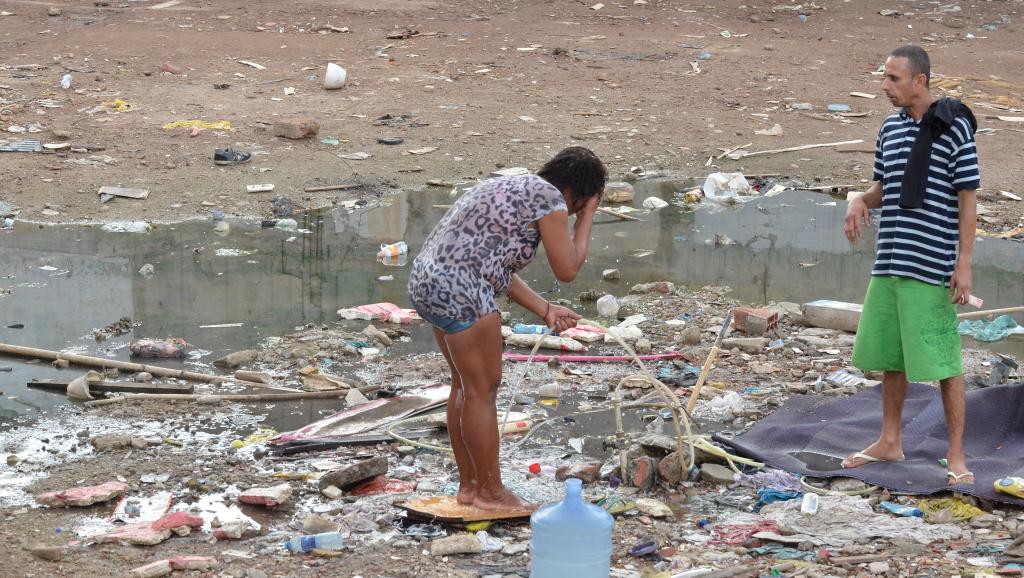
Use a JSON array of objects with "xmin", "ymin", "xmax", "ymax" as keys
[{"xmin": 565, "ymin": 477, "xmax": 583, "ymax": 499}]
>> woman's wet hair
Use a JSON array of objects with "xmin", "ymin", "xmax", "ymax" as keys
[{"xmin": 537, "ymin": 146, "xmax": 607, "ymax": 203}]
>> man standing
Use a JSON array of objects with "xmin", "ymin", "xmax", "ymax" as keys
[{"xmin": 843, "ymin": 45, "xmax": 980, "ymax": 485}]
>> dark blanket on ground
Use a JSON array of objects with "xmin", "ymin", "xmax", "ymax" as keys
[{"xmin": 717, "ymin": 382, "xmax": 1024, "ymax": 505}]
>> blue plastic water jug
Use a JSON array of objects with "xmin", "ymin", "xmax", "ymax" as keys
[{"xmin": 530, "ymin": 478, "xmax": 614, "ymax": 577}]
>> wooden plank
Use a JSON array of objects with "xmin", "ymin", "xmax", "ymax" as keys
[{"xmin": 28, "ymin": 379, "xmax": 194, "ymax": 395}]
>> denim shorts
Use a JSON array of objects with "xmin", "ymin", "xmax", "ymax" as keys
[{"xmin": 410, "ymin": 298, "xmax": 476, "ymax": 334}]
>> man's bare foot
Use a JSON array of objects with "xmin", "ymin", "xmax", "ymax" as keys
[
  {"xmin": 947, "ymin": 459, "xmax": 974, "ymax": 486},
  {"xmin": 472, "ymin": 487, "xmax": 537, "ymax": 513},
  {"xmin": 841, "ymin": 441, "xmax": 905, "ymax": 469}
]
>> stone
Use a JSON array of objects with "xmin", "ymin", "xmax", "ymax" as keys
[
  {"xmin": 134, "ymin": 372, "xmax": 153, "ymax": 383},
  {"xmin": 657, "ymin": 451, "xmax": 687, "ymax": 484},
  {"xmin": 130, "ymin": 436, "xmax": 150, "ymax": 449},
  {"xmin": 321, "ymin": 485, "xmax": 343, "ymax": 499},
  {"xmin": 630, "ymin": 281, "xmax": 675, "ymax": 294},
  {"xmin": 721, "ymin": 337, "xmax": 768, "ymax": 354},
  {"xmin": 795, "ymin": 335, "xmax": 833, "ymax": 348},
  {"xmin": 555, "ymin": 461, "xmax": 602, "ymax": 483},
  {"xmin": 750, "ymin": 362, "xmax": 776, "ymax": 375},
  {"xmin": 502, "ymin": 541, "xmax": 529, "ymax": 555},
  {"xmin": 6, "ymin": 455, "xmax": 19, "ymax": 466},
  {"xmin": 680, "ymin": 326, "xmax": 702, "ymax": 345},
  {"xmin": 345, "ymin": 387, "xmax": 370, "ymax": 406},
  {"xmin": 867, "ymin": 561, "xmax": 891, "ymax": 574},
  {"xmin": 303, "ymin": 514, "xmax": 339, "ymax": 534},
  {"xmin": 362, "ymin": 324, "xmax": 393, "ymax": 346},
  {"xmin": 343, "ymin": 512, "xmax": 377, "ymax": 533},
  {"xmin": 90, "ymin": 433, "xmax": 133, "ymax": 451},
  {"xmin": 317, "ymin": 456, "xmax": 388, "ymax": 491},
  {"xmin": 431, "ymin": 534, "xmax": 483, "ymax": 556},
  {"xmin": 635, "ymin": 497, "xmax": 673, "ymax": 518},
  {"xmin": 238, "ymin": 483, "xmax": 292, "ymax": 507},
  {"xmin": 47, "ymin": 7, "xmax": 62, "ymax": 16},
  {"xmin": 28, "ymin": 543, "xmax": 63, "ymax": 561},
  {"xmin": 246, "ymin": 570, "xmax": 269, "ymax": 578},
  {"xmin": 602, "ymin": 268, "xmax": 620, "ymax": 280},
  {"xmin": 290, "ymin": 343, "xmax": 320, "ymax": 359},
  {"xmin": 212, "ymin": 350, "xmax": 258, "ymax": 369},
  {"xmin": 699, "ymin": 463, "xmax": 735, "ymax": 485},
  {"xmin": 634, "ymin": 338, "xmax": 652, "ymax": 354},
  {"xmin": 160, "ymin": 62, "xmax": 183, "ymax": 75},
  {"xmin": 273, "ymin": 117, "xmax": 320, "ymax": 139}
]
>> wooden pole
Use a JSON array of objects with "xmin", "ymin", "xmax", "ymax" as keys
[
  {"xmin": 957, "ymin": 305, "xmax": 1024, "ymax": 320},
  {"xmin": 0, "ymin": 343, "xmax": 285, "ymax": 390},
  {"xmin": 303, "ymin": 183, "xmax": 363, "ymax": 193},
  {"xmin": 686, "ymin": 310, "xmax": 734, "ymax": 415},
  {"xmin": 596, "ymin": 206, "xmax": 642, "ymax": 222}
]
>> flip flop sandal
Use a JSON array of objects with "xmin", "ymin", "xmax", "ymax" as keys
[
  {"xmin": 947, "ymin": 471, "xmax": 975, "ymax": 484},
  {"xmin": 841, "ymin": 451, "xmax": 906, "ymax": 468}
]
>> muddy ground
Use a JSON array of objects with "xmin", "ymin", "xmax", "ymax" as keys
[{"xmin": 1, "ymin": 0, "xmax": 1023, "ymax": 233}]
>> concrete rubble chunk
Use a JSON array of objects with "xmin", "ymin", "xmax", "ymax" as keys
[
  {"xmin": 802, "ymin": 300, "xmax": 862, "ymax": 333},
  {"xmin": 273, "ymin": 117, "xmax": 320, "ymax": 139},
  {"xmin": 129, "ymin": 556, "xmax": 218, "ymax": 578},
  {"xmin": 555, "ymin": 461, "xmax": 603, "ymax": 483},
  {"xmin": 317, "ymin": 456, "xmax": 388, "ymax": 491},
  {"xmin": 630, "ymin": 281, "xmax": 675, "ymax": 294},
  {"xmin": 28, "ymin": 543, "xmax": 63, "ymax": 561},
  {"xmin": 303, "ymin": 514, "xmax": 340, "ymax": 534},
  {"xmin": 212, "ymin": 349, "xmax": 258, "ymax": 369},
  {"xmin": 238, "ymin": 483, "xmax": 293, "ymax": 507},
  {"xmin": 345, "ymin": 387, "xmax": 370, "ymax": 406},
  {"xmin": 37, "ymin": 480, "xmax": 128, "ymax": 507},
  {"xmin": 699, "ymin": 463, "xmax": 736, "ymax": 485},
  {"xmin": 721, "ymin": 337, "xmax": 769, "ymax": 354},
  {"xmin": 635, "ymin": 497, "xmax": 673, "ymax": 518},
  {"xmin": 430, "ymin": 534, "xmax": 483, "ymax": 556},
  {"xmin": 93, "ymin": 511, "xmax": 204, "ymax": 546}
]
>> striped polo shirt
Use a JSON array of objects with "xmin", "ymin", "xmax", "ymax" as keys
[{"xmin": 871, "ymin": 109, "xmax": 981, "ymax": 286}]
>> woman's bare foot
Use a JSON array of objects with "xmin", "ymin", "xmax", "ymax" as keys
[
  {"xmin": 473, "ymin": 486, "xmax": 537, "ymax": 512},
  {"xmin": 456, "ymin": 486, "xmax": 476, "ymax": 505},
  {"xmin": 841, "ymin": 440, "xmax": 905, "ymax": 468}
]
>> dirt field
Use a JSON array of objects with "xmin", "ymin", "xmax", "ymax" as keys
[{"xmin": 1, "ymin": 0, "xmax": 1023, "ymax": 231}]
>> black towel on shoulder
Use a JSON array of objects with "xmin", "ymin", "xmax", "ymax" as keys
[{"xmin": 899, "ymin": 97, "xmax": 977, "ymax": 209}]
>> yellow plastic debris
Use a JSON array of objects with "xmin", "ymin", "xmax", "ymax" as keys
[
  {"xmin": 995, "ymin": 477, "xmax": 1024, "ymax": 499},
  {"xmin": 466, "ymin": 521, "xmax": 492, "ymax": 532},
  {"xmin": 101, "ymin": 99, "xmax": 132, "ymax": 112},
  {"xmin": 917, "ymin": 497, "xmax": 984, "ymax": 522},
  {"xmin": 230, "ymin": 428, "xmax": 278, "ymax": 449},
  {"xmin": 162, "ymin": 119, "xmax": 232, "ymax": 130}
]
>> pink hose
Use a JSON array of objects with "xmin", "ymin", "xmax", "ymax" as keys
[{"xmin": 502, "ymin": 352, "xmax": 682, "ymax": 363}]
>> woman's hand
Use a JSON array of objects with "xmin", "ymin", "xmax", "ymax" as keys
[
  {"xmin": 544, "ymin": 303, "xmax": 581, "ymax": 333},
  {"xmin": 577, "ymin": 194, "xmax": 601, "ymax": 218}
]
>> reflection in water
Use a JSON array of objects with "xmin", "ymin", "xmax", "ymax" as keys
[{"xmin": 1, "ymin": 184, "xmax": 1022, "ymax": 426}]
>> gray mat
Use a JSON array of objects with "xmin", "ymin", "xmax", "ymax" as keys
[{"xmin": 718, "ymin": 382, "xmax": 1024, "ymax": 505}]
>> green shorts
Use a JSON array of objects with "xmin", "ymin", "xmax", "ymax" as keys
[{"xmin": 852, "ymin": 275, "xmax": 962, "ymax": 382}]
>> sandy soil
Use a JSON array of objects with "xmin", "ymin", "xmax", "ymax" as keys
[{"xmin": 1, "ymin": 0, "xmax": 1022, "ymax": 232}]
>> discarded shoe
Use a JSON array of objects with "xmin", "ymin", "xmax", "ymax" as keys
[{"xmin": 214, "ymin": 148, "xmax": 252, "ymax": 166}]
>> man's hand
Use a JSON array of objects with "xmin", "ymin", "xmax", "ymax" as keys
[
  {"xmin": 950, "ymin": 260, "xmax": 972, "ymax": 305},
  {"xmin": 844, "ymin": 196, "xmax": 872, "ymax": 244},
  {"xmin": 544, "ymin": 304, "xmax": 581, "ymax": 333}
]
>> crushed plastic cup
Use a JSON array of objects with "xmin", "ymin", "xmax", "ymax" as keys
[{"xmin": 324, "ymin": 63, "xmax": 347, "ymax": 89}]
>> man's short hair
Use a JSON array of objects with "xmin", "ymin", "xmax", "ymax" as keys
[{"xmin": 890, "ymin": 45, "xmax": 931, "ymax": 87}]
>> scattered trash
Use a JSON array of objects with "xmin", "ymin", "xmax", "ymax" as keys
[
  {"xmin": 641, "ymin": 196, "xmax": 669, "ymax": 210},
  {"xmin": 959, "ymin": 315, "xmax": 1024, "ymax": 342},
  {"xmin": 995, "ymin": 477, "xmax": 1024, "ymax": 499},
  {"xmin": 603, "ymin": 182, "xmax": 635, "ymax": 203},
  {"xmin": 214, "ymin": 148, "xmax": 252, "ymax": 166},
  {"xmin": 754, "ymin": 123, "xmax": 784, "ymax": 136},
  {"xmin": 38, "ymin": 481, "xmax": 128, "ymax": 507},
  {"xmin": 284, "ymin": 531, "xmax": 343, "ymax": 554},
  {"xmin": 162, "ymin": 120, "xmax": 232, "ymax": 131},
  {"xmin": 703, "ymin": 172, "xmax": 751, "ymax": 198},
  {"xmin": 245, "ymin": 183, "xmax": 274, "ymax": 193}
]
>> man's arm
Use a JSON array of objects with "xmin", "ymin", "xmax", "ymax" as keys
[{"xmin": 950, "ymin": 189, "xmax": 976, "ymax": 304}]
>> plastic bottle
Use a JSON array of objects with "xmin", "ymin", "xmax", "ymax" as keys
[
  {"xmin": 513, "ymin": 323, "xmax": 551, "ymax": 335},
  {"xmin": 879, "ymin": 501, "xmax": 922, "ymax": 517},
  {"xmin": 994, "ymin": 477, "xmax": 1024, "ymax": 499},
  {"xmin": 377, "ymin": 241, "xmax": 408, "ymax": 258},
  {"xmin": 283, "ymin": 531, "xmax": 343, "ymax": 553},
  {"xmin": 530, "ymin": 478, "xmax": 614, "ymax": 578}
]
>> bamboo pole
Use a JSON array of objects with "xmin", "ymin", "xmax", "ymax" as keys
[
  {"xmin": 596, "ymin": 206, "xmax": 642, "ymax": 222},
  {"xmin": 0, "ymin": 343, "xmax": 284, "ymax": 390},
  {"xmin": 84, "ymin": 383, "xmax": 381, "ymax": 408},
  {"xmin": 686, "ymin": 310, "xmax": 734, "ymax": 415}
]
